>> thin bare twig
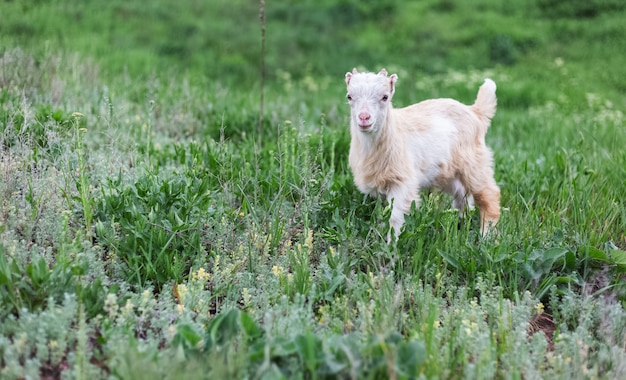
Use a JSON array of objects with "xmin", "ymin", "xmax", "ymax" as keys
[{"xmin": 258, "ymin": 0, "xmax": 266, "ymax": 137}]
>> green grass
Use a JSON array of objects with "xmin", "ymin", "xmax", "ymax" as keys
[{"xmin": 1, "ymin": 0, "xmax": 626, "ymax": 378}]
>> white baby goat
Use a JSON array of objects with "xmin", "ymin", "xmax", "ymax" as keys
[{"xmin": 345, "ymin": 68, "xmax": 500, "ymax": 239}]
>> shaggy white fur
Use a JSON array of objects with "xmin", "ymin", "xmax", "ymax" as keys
[{"xmin": 345, "ymin": 68, "xmax": 500, "ymax": 240}]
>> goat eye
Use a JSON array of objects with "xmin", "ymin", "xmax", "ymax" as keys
[
  {"xmin": 382, "ymin": 95, "xmax": 389, "ymax": 101},
  {"xmin": 347, "ymin": 95, "xmax": 352, "ymax": 101}
]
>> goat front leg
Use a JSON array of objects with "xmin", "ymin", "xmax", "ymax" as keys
[{"xmin": 386, "ymin": 184, "xmax": 419, "ymax": 242}]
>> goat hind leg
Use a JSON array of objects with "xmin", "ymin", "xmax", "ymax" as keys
[
  {"xmin": 451, "ymin": 178, "xmax": 474, "ymax": 215},
  {"xmin": 473, "ymin": 182, "xmax": 500, "ymax": 236}
]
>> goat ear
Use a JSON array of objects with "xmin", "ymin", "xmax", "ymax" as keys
[
  {"xmin": 389, "ymin": 74, "xmax": 398, "ymax": 94},
  {"xmin": 346, "ymin": 68, "xmax": 359, "ymax": 85},
  {"xmin": 378, "ymin": 68, "xmax": 388, "ymax": 77}
]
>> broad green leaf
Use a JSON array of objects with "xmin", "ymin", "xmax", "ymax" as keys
[
  {"xmin": 584, "ymin": 246, "xmax": 609, "ymax": 262},
  {"xmin": 206, "ymin": 309, "xmax": 241, "ymax": 346},
  {"xmin": 240, "ymin": 310, "xmax": 261, "ymax": 339},
  {"xmin": 295, "ymin": 331, "xmax": 321, "ymax": 372},
  {"xmin": 174, "ymin": 324, "xmax": 202, "ymax": 347},
  {"xmin": 610, "ymin": 249, "xmax": 626, "ymax": 271},
  {"xmin": 396, "ymin": 340, "xmax": 426, "ymax": 377},
  {"xmin": 438, "ymin": 249, "xmax": 460, "ymax": 269}
]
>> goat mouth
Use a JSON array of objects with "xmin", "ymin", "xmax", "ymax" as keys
[{"xmin": 358, "ymin": 123, "xmax": 374, "ymax": 131}]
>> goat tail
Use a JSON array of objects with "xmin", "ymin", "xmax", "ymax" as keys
[{"xmin": 472, "ymin": 79, "xmax": 497, "ymax": 127}]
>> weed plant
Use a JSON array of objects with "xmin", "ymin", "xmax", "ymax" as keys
[{"xmin": 1, "ymin": 0, "xmax": 626, "ymax": 379}]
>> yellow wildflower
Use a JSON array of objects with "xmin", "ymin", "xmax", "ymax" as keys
[
  {"xmin": 272, "ymin": 265, "xmax": 284, "ymax": 277},
  {"xmin": 123, "ymin": 299, "xmax": 133, "ymax": 314},
  {"xmin": 213, "ymin": 255, "xmax": 220, "ymax": 274},
  {"xmin": 242, "ymin": 288, "xmax": 252, "ymax": 307},
  {"xmin": 305, "ymin": 229, "xmax": 314, "ymax": 250},
  {"xmin": 192, "ymin": 267, "xmax": 211, "ymax": 283},
  {"xmin": 535, "ymin": 302, "xmax": 545, "ymax": 315},
  {"xmin": 177, "ymin": 284, "xmax": 188, "ymax": 304}
]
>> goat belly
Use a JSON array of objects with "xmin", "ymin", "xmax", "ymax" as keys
[{"xmin": 417, "ymin": 162, "xmax": 444, "ymax": 189}]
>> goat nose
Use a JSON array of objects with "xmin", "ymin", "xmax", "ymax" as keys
[{"xmin": 358, "ymin": 112, "xmax": 370, "ymax": 122}]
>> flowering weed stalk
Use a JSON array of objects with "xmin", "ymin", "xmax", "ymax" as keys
[{"xmin": 70, "ymin": 111, "xmax": 94, "ymax": 237}]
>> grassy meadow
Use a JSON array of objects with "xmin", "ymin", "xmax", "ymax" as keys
[{"xmin": 1, "ymin": 0, "xmax": 626, "ymax": 378}]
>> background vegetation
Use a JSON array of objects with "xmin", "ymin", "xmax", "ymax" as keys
[{"xmin": 1, "ymin": 0, "xmax": 625, "ymax": 378}]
